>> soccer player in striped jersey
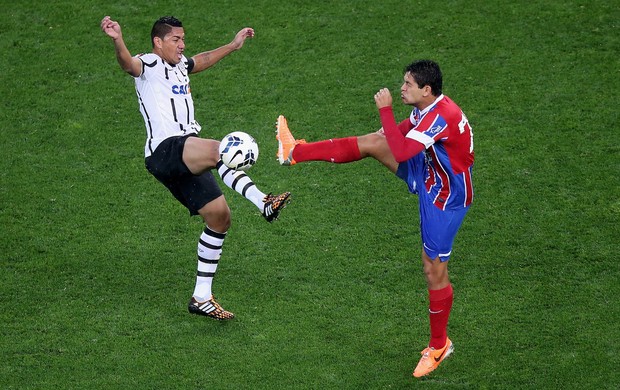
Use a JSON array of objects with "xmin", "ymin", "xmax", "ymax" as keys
[
  {"xmin": 276, "ymin": 60, "xmax": 474, "ymax": 377},
  {"xmin": 101, "ymin": 16, "xmax": 291, "ymax": 320}
]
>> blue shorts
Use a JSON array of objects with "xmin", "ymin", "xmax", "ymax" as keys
[{"xmin": 396, "ymin": 154, "xmax": 469, "ymax": 262}]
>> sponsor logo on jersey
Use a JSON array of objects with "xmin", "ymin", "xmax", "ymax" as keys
[
  {"xmin": 426, "ymin": 124, "xmax": 444, "ymax": 136},
  {"xmin": 172, "ymin": 83, "xmax": 190, "ymax": 95}
]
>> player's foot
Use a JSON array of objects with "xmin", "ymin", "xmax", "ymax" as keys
[
  {"xmin": 276, "ymin": 115, "xmax": 305, "ymax": 166},
  {"xmin": 188, "ymin": 296, "xmax": 235, "ymax": 320},
  {"xmin": 412, "ymin": 338, "xmax": 454, "ymax": 378},
  {"xmin": 262, "ymin": 191, "xmax": 291, "ymax": 222}
]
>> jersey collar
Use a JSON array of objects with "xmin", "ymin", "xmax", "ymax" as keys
[{"xmin": 419, "ymin": 94, "xmax": 444, "ymax": 116}]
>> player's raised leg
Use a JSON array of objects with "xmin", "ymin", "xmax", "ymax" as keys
[
  {"xmin": 276, "ymin": 115, "xmax": 306, "ymax": 165},
  {"xmin": 182, "ymin": 135, "xmax": 291, "ymax": 222},
  {"xmin": 216, "ymin": 161, "xmax": 291, "ymax": 222},
  {"xmin": 276, "ymin": 115, "xmax": 398, "ymax": 172},
  {"xmin": 276, "ymin": 115, "xmax": 358, "ymax": 165}
]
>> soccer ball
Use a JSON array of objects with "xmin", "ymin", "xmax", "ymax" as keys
[{"xmin": 218, "ymin": 131, "xmax": 259, "ymax": 171}]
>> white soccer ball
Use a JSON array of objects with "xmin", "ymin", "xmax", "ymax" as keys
[{"xmin": 218, "ymin": 131, "xmax": 259, "ymax": 171}]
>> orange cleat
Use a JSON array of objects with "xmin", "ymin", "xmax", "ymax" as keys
[
  {"xmin": 275, "ymin": 115, "xmax": 305, "ymax": 166},
  {"xmin": 412, "ymin": 338, "xmax": 454, "ymax": 378}
]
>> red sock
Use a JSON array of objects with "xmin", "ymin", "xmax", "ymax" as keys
[
  {"xmin": 292, "ymin": 137, "xmax": 361, "ymax": 163},
  {"xmin": 428, "ymin": 284, "xmax": 453, "ymax": 349}
]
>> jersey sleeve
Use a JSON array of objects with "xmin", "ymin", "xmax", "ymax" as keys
[
  {"xmin": 134, "ymin": 54, "xmax": 145, "ymax": 78},
  {"xmin": 135, "ymin": 53, "xmax": 157, "ymax": 79},
  {"xmin": 186, "ymin": 57, "xmax": 195, "ymax": 73},
  {"xmin": 408, "ymin": 112, "xmax": 449, "ymax": 146},
  {"xmin": 379, "ymin": 107, "xmax": 426, "ymax": 163},
  {"xmin": 398, "ymin": 118, "xmax": 413, "ymax": 135}
]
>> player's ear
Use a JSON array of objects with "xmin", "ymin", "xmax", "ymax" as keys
[{"xmin": 153, "ymin": 36, "xmax": 162, "ymax": 49}]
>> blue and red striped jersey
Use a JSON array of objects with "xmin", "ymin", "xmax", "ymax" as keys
[{"xmin": 407, "ymin": 95, "xmax": 474, "ymax": 210}]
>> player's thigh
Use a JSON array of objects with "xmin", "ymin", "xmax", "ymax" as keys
[
  {"xmin": 183, "ymin": 137, "xmax": 221, "ymax": 175},
  {"xmin": 197, "ymin": 195, "xmax": 231, "ymax": 233},
  {"xmin": 357, "ymin": 131, "xmax": 398, "ymax": 172}
]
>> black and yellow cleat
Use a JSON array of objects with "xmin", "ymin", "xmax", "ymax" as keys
[
  {"xmin": 188, "ymin": 296, "xmax": 235, "ymax": 320},
  {"xmin": 262, "ymin": 191, "xmax": 291, "ymax": 222}
]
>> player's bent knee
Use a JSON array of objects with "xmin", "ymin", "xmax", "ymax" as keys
[
  {"xmin": 198, "ymin": 198, "xmax": 231, "ymax": 232},
  {"xmin": 358, "ymin": 133, "xmax": 386, "ymax": 155},
  {"xmin": 203, "ymin": 212, "xmax": 231, "ymax": 233},
  {"xmin": 357, "ymin": 133, "xmax": 398, "ymax": 171}
]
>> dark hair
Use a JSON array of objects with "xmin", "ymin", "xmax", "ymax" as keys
[
  {"xmin": 404, "ymin": 60, "xmax": 442, "ymax": 96},
  {"xmin": 151, "ymin": 16, "xmax": 183, "ymax": 46}
]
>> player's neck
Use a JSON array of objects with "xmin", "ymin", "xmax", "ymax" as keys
[{"xmin": 415, "ymin": 94, "xmax": 441, "ymax": 112}]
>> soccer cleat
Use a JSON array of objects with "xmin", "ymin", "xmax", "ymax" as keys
[
  {"xmin": 188, "ymin": 296, "xmax": 235, "ymax": 320},
  {"xmin": 412, "ymin": 338, "xmax": 454, "ymax": 378},
  {"xmin": 262, "ymin": 191, "xmax": 291, "ymax": 222},
  {"xmin": 275, "ymin": 115, "xmax": 306, "ymax": 166}
]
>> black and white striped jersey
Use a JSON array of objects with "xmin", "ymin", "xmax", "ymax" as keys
[{"xmin": 134, "ymin": 53, "xmax": 201, "ymax": 157}]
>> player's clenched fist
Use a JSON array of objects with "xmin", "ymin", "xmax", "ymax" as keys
[{"xmin": 374, "ymin": 88, "xmax": 392, "ymax": 109}]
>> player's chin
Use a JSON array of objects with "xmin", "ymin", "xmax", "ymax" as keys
[
  {"xmin": 169, "ymin": 54, "xmax": 182, "ymax": 64},
  {"xmin": 402, "ymin": 97, "xmax": 416, "ymax": 106}
]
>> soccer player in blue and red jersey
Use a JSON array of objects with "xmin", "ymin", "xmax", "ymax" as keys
[{"xmin": 276, "ymin": 60, "xmax": 474, "ymax": 377}]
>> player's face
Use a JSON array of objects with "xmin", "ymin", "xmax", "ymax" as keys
[
  {"xmin": 400, "ymin": 72, "xmax": 428, "ymax": 107},
  {"xmin": 157, "ymin": 27, "xmax": 185, "ymax": 64}
]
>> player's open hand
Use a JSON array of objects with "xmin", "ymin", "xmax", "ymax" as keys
[
  {"xmin": 101, "ymin": 16, "xmax": 122, "ymax": 40},
  {"xmin": 374, "ymin": 88, "xmax": 393, "ymax": 109},
  {"xmin": 230, "ymin": 27, "xmax": 255, "ymax": 50}
]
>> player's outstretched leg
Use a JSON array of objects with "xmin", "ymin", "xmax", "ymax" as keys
[
  {"xmin": 276, "ymin": 115, "xmax": 362, "ymax": 165},
  {"xmin": 216, "ymin": 161, "xmax": 291, "ymax": 222},
  {"xmin": 276, "ymin": 115, "xmax": 306, "ymax": 165},
  {"xmin": 412, "ymin": 337, "xmax": 454, "ymax": 378}
]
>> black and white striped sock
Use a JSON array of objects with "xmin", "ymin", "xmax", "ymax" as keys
[
  {"xmin": 193, "ymin": 226, "xmax": 227, "ymax": 301},
  {"xmin": 217, "ymin": 161, "xmax": 266, "ymax": 211}
]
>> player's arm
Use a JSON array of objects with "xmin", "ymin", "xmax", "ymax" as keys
[
  {"xmin": 101, "ymin": 16, "xmax": 142, "ymax": 77},
  {"xmin": 190, "ymin": 27, "xmax": 255, "ymax": 74},
  {"xmin": 398, "ymin": 118, "xmax": 413, "ymax": 136},
  {"xmin": 374, "ymin": 88, "xmax": 426, "ymax": 162}
]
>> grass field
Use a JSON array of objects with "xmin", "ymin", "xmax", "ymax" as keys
[{"xmin": 1, "ymin": 0, "xmax": 619, "ymax": 388}]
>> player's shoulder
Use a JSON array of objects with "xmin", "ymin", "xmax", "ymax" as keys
[
  {"xmin": 436, "ymin": 95, "xmax": 463, "ymax": 118},
  {"xmin": 437, "ymin": 95, "xmax": 458, "ymax": 109},
  {"xmin": 132, "ymin": 53, "xmax": 161, "ymax": 70},
  {"xmin": 136, "ymin": 52, "xmax": 159, "ymax": 63}
]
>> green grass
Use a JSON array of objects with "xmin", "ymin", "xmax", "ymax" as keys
[{"xmin": 1, "ymin": 0, "xmax": 619, "ymax": 388}]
